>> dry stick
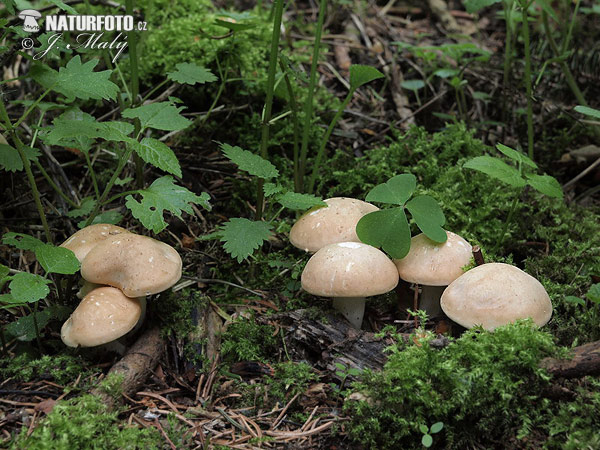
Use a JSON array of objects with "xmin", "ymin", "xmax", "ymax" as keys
[
  {"xmin": 562, "ymin": 156, "xmax": 600, "ymax": 189},
  {"xmin": 271, "ymin": 392, "xmax": 301, "ymax": 429},
  {"xmin": 472, "ymin": 246, "xmax": 485, "ymax": 266}
]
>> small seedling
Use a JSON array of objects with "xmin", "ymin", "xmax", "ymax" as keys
[
  {"xmin": 331, "ymin": 362, "xmax": 362, "ymax": 392},
  {"xmin": 420, "ymin": 422, "xmax": 444, "ymax": 448}
]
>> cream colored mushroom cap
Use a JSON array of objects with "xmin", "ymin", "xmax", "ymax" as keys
[
  {"xmin": 81, "ymin": 233, "xmax": 182, "ymax": 297},
  {"xmin": 290, "ymin": 197, "xmax": 379, "ymax": 253},
  {"xmin": 394, "ymin": 231, "xmax": 472, "ymax": 286},
  {"xmin": 440, "ymin": 263, "xmax": 552, "ymax": 331},
  {"xmin": 61, "ymin": 286, "xmax": 142, "ymax": 347},
  {"xmin": 301, "ymin": 242, "xmax": 399, "ymax": 297},
  {"xmin": 60, "ymin": 224, "xmax": 129, "ymax": 262}
]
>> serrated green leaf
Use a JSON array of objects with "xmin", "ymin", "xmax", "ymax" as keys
[
  {"xmin": 115, "ymin": 176, "xmax": 134, "ymax": 186},
  {"xmin": 219, "ymin": 218, "xmax": 272, "ymax": 263},
  {"xmin": 464, "ymin": 156, "xmax": 526, "ymax": 187},
  {"xmin": 525, "ymin": 174, "xmax": 563, "ymax": 198},
  {"xmin": 365, "ymin": 174, "xmax": 416, "ymax": 205},
  {"xmin": 125, "ymin": 176, "xmax": 211, "ymax": 233},
  {"xmin": 77, "ymin": 210, "xmax": 123, "ymax": 228},
  {"xmin": 356, "ymin": 208, "xmax": 411, "ymax": 259},
  {"xmin": 463, "ymin": 0, "xmax": 501, "ymax": 13},
  {"xmin": 47, "ymin": 56, "xmax": 119, "ymax": 102},
  {"xmin": 0, "ymin": 264, "xmax": 9, "ymax": 280},
  {"xmin": 98, "ymin": 121, "xmax": 135, "ymax": 142},
  {"xmin": 9, "ymin": 272, "xmax": 50, "ymax": 303},
  {"xmin": 3, "ymin": 0, "xmax": 15, "ymax": 14},
  {"xmin": 349, "ymin": 65, "xmax": 385, "ymax": 90},
  {"xmin": 0, "ymin": 143, "xmax": 22, "ymax": 172},
  {"xmin": 35, "ymin": 244, "xmax": 80, "ymax": 274},
  {"xmin": 2, "ymin": 232, "xmax": 44, "ymax": 251},
  {"xmin": 406, "ymin": 195, "xmax": 447, "ymax": 243},
  {"xmin": 131, "ymin": 138, "xmax": 182, "ymax": 177},
  {"xmin": 263, "ymin": 183, "xmax": 283, "ymax": 197},
  {"xmin": 66, "ymin": 197, "xmax": 96, "ymax": 218},
  {"xmin": 277, "ymin": 192, "xmax": 326, "ymax": 210},
  {"xmin": 220, "ymin": 143, "xmax": 279, "ymax": 179},
  {"xmin": 4, "ymin": 306, "xmax": 71, "ymax": 341},
  {"xmin": 430, "ymin": 422, "xmax": 444, "ymax": 434},
  {"xmin": 587, "ymin": 284, "xmax": 600, "ymax": 304},
  {"xmin": 496, "ymin": 143, "xmax": 537, "ymax": 168},
  {"xmin": 167, "ymin": 63, "xmax": 217, "ymax": 85},
  {"xmin": 401, "ymin": 79, "xmax": 425, "ymax": 91},
  {"xmin": 564, "ymin": 296, "xmax": 585, "ymax": 306},
  {"xmin": 574, "ymin": 105, "xmax": 600, "ymax": 119},
  {"xmin": 122, "ymin": 101, "xmax": 191, "ymax": 132},
  {"xmin": 422, "ymin": 434, "xmax": 433, "ymax": 448}
]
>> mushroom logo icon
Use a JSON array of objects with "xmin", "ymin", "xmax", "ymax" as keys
[{"xmin": 19, "ymin": 10, "xmax": 42, "ymax": 33}]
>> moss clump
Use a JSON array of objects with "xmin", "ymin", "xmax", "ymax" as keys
[
  {"xmin": 0, "ymin": 354, "xmax": 90, "ymax": 385},
  {"xmin": 345, "ymin": 320, "xmax": 560, "ymax": 449},
  {"xmin": 10, "ymin": 394, "xmax": 160, "ymax": 450},
  {"xmin": 220, "ymin": 316, "xmax": 279, "ymax": 364},
  {"xmin": 152, "ymin": 288, "xmax": 209, "ymax": 338}
]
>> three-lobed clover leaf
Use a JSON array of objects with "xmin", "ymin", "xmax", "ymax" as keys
[
  {"xmin": 219, "ymin": 218, "xmax": 273, "ymax": 263},
  {"xmin": 356, "ymin": 208, "xmax": 411, "ymax": 259}
]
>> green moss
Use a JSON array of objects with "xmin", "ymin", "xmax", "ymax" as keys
[
  {"xmin": 152, "ymin": 288, "xmax": 209, "ymax": 338},
  {"xmin": 0, "ymin": 354, "xmax": 90, "ymax": 384},
  {"xmin": 10, "ymin": 394, "xmax": 160, "ymax": 450},
  {"xmin": 220, "ymin": 316, "xmax": 279, "ymax": 364}
]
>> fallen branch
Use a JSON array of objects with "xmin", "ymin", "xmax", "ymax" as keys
[{"xmin": 540, "ymin": 339, "xmax": 600, "ymax": 379}]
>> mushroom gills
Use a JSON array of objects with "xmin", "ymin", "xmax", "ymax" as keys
[{"xmin": 332, "ymin": 297, "xmax": 366, "ymax": 329}]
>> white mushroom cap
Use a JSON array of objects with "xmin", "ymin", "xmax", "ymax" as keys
[
  {"xmin": 81, "ymin": 233, "xmax": 182, "ymax": 297},
  {"xmin": 301, "ymin": 242, "xmax": 399, "ymax": 297},
  {"xmin": 440, "ymin": 263, "xmax": 553, "ymax": 330},
  {"xmin": 60, "ymin": 224, "xmax": 129, "ymax": 262},
  {"xmin": 394, "ymin": 231, "xmax": 473, "ymax": 286},
  {"xmin": 290, "ymin": 197, "xmax": 379, "ymax": 253},
  {"xmin": 61, "ymin": 286, "xmax": 142, "ymax": 347},
  {"xmin": 18, "ymin": 10, "xmax": 42, "ymax": 19}
]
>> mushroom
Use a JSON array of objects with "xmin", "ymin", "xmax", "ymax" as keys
[
  {"xmin": 18, "ymin": 10, "xmax": 42, "ymax": 33},
  {"xmin": 81, "ymin": 233, "xmax": 182, "ymax": 297},
  {"xmin": 61, "ymin": 224, "xmax": 129, "ymax": 262},
  {"xmin": 61, "ymin": 286, "xmax": 143, "ymax": 347},
  {"xmin": 394, "ymin": 231, "xmax": 472, "ymax": 318},
  {"xmin": 301, "ymin": 242, "xmax": 399, "ymax": 328},
  {"xmin": 290, "ymin": 197, "xmax": 378, "ymax": 253},
  {"xmin": 440, "ymin": 263, "xmax": 553, "ymax": 330}
]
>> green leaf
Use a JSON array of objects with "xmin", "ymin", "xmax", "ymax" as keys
[
  {"xmin": 98, "ymin": 121, "xmax": 135, "ymax": 142},
  {"xmin": 47, "ymin": 0, "xmax": 78, "ymax": 14},
  {"xmin": 53, "ymin": 56, "xmax": 119, "ymax": 102},
  {"xmin": 219, "ymin": 218, "xmax": 272, "ymax": 263},
  {"xmin": 405, "ymin": 195, "xmax": 447, "ymax": 243},
  {"xmin": 574, "ymin": 105, "xmax": 600, "ymax": 119},
  {"xmin": 4, "ymin": 306, "xmax": 71, "ymax": 341},
  {"xmin": 9, "ymin": 272, "xmax": 50, "ymax": 303},
  {"xmin": 122, "ymin": 101, "xmax": 192, "ymax": 132},
  {"xmin": 430, "ymin": 422, "xmax": 444, "ymax": 434},
  {"xmin": 220, "ymin": 143, "xmax": 279, "ymax": 179},
  {"xmin": 422, "ymin": 434, "xmax": 433, "ymax": 448},
  {"xmin": 433, "ymin": 68, "xmax": 459, "ymax": 79},
  {"xmin": 167, "ymin": 63, "xmax": 217, "ymax": 85},
  {"xmin": 463, "ymin": 0, "xmax": 501, "ymax": 13},
  {"xmin": 77, "ymin": 210, "xmax": 123, "ymax": 228},
  {"xmin": 35, "ymin": 244, "xmax": 80, "ymax": 274},
  {"xmin": 564, "ymin": 296, "xmax": 585, "ymax": 306},
  {"xmin": 131, "ymin": 138, "xmax": 182, "ymax": 177},
  {"xmin": 496, "ymin": 143, "xmax": 537, "ymax": 168},
  {"xmin": 464, "ymin": 156, "xmax": 526, "ymax": 187},
  {"xmin": 349, "ymin": 65, "xmax": 385, "ymax": 90},
  {"xmin": 365, "ymin": 174, "xmax": 416, "ymax": 205},
  {"xmin": 0, "ymin": 264, "xmax": 9, "ymax": 280},
  {"xmin": 125, "ymin": 176, "xmax": 211, "ymax": 233},
  {"xmin": 2, "ymin": 232, "xmax": 44, "ymax": 251},
  {"xmin": 419, "ymin": 424, "xmax": 429, "ymax": 434},
  {"xmin": 401, "ymin": 80, "xmax": 425, "ymax": 91},
  {"xmin": 525, "ymin": 174, "xmax": 563, "ymax": 199},
  {"xmin": 356, "ymin": 208, "xmax": 411, "ymax": 259},
  {"xmin": 66, "ymin": 197, "xmax": 96, "ymax": 218},
  {"xmin": 334, "ymin": 362, "xmax": 346, "ymax": 370},
  {"xmin": 263, "ymin": 183, "xmax": 283, "ymax": 197},
  {"xmin": 587, "ymin": 284, "xmax": 600, "ymax": 304},
  {"xmin": 277, "ymin": 192, "xmax": 326, "ymax": 210},
  {"xmin": 0, "ymin": 143, "xmax": 22, "ymax": 172}
]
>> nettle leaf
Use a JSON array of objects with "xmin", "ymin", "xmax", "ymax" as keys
[
  {"xmin": 219, "ymin": 218, "xmax": 272, "ymax": 263},
  {"xmin": 574, "ymin": 105, "xmax": 600, "ymax": 119},
  {"xmin": 131, "ymin": 138, "xmax": 182, "ymax": 177},
  {"xmin": 365, "ymin": 174, "xmax": 416, "ymax": 205},
  {"xmin": 263, "ymin": 183, "xmax": 283, "ymax": 197},
  {"xmin": 47, "ymin": 56, "xmax": 119, "ymax": 101},
  {"xmin": 463, "ymin": 0, "xmax": 501, "ymax": 13},
  {"xmin": 4, "ymin": 306, "xmax": 71, "ymax": 341},
  {"xmin": 35, "ymin": 244, "xmax": 80, "ymax": 274},
  {"xmin": 0, "ymin": 143, "xmax": 22, "ymax": 172},
  {"xmin": 9, "ymin": 272, "xmax": 51, "ymax": 303},
  {"xmin": 122, "ymin": 101, "xmax": 192, "ymax": 132},
  {"xmin": 2, "ymin": 232, "xmax": 44, "ymax": 251},
  {"xmin": 587, "ymin": 283, "xmax": 600, "ymax": 304},
  {"xmin": 463, "ymin": 156, "xmax": 526, "ymax": 187},
  {"xmin": 405, "ymin": 195, "xmax": 447, "ymax": 243},
  {"xmin": 349, "ymin": 65, "xmax": 385, "ymax": 90},
  {"xmin": 167, "ymin": 63, "xmax": 217, "ymax": 85},
  {"xmin": 78, "ymin": 210, "xmax": 123, "ymax": 228},
  {"xmin": 66, "ymin": 197, "xmax": 96, "ymax": 218},
  {"xmin": 98, "ymin": 121, "xmax": 135, "ymax": 142},
  {"xmin": 125, "ymin": 176, "xmax": 211, "ymax": 233},
  {"xmin": 496, "ymin": 143, "xmax": 537, "ymax": 168},
  {"xmin": 277, "ymin": 192, "xmax": 326, "ymax": 210},
  {"xmin": 356, "ymin": 208, "xmax": 411, "ymax": 259},
  {"xmin": 525, "ymin": 174, "xmax": 563, "ymax": 199},
  {"xmin": 221, "ymin": 143, "xmax": 279, "ymax": 179}
]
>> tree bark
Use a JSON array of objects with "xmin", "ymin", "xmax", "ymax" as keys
[{"xmin": 540, "ymin": 339, "xmax": 600, "ymax": 379}]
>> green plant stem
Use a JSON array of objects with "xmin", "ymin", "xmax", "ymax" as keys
[
  {"xmin": 13, "ymin": 88, "xmax": 52, "ymax": 129},
  {"xmin": 298, "ymin": 0, "xmax": 327, "ymax": 192},
  {"xmin": 84, "ymin": 153, "xmax": 101, "ymax": 200},
  {"xmin": 278, "ymin": 60, "xmax": 301, "ymax": 192},
  {"xmin": 501, "ymin": 0, "xmax": 515, "ymax": 124},
  {"xmin": 101, "ymin": 189, "xmax": 141, "ymax": 206},
  {"xmin": 561, "ymin": 0, "xmax": 580, "ymax": 55},
  {"xmin": 33, "ymin": 160, "xmax": 79, "ymax": 209},
  {"xmin": 32, "ymin": 302, "xmax": 43, "ymax": 354},
  {"xmin": 199, "ymin": 56, "xmax": 227, "ymax": 127},
  {"xmin": 141, "ymin": 79, "xmax": 168, "ymax": 103},
  {"xmin": 520, "ymin": 1, "xmax": 534, "ymax": 160},
  {"xmin": 306, "ymin": 89, "xmax": 354, "ymax": 193},
  {"xmin": 255, "ymin": 0, "xmax": 285, "ymax": 221},
  {"xmin": 494, "ymin": 194, "xmax": 519, "ymax": 254}
]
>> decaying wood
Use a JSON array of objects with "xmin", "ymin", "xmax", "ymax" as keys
[
  {"xmin": 540, "ymin": 339, "xmax": 600, "ymax": 379},
  {"xmin": 472, "ymin": 245, "xmax": 485, "ymax": 266},
  {"xmin": 92, "ymin": 326, "xmax": 165, "ymax": 408}
]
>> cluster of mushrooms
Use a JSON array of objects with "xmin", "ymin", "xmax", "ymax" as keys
[
  {"xmin": 59, "ymin": 224, "xmax": 182, "ymax": 348},
  {"xmin": 290, "ymin": 197, "xmax": 553, "ymax": 331}
]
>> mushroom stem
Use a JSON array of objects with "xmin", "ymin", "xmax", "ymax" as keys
[
  {"xmin": 419, "ymin": 285, "xmax": 446, "ymax": 319},
  {"xmin": 332, "ymin": 297, "xmax": 366, "ymax": 329}
]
